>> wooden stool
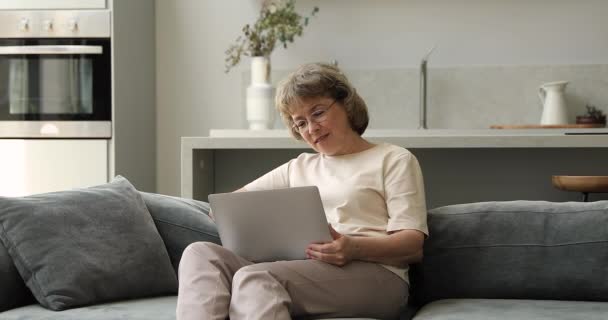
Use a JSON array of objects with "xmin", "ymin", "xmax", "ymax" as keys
[{"xmin": 552, "ymin": 176, "xmax": 608, "ymax": 202}]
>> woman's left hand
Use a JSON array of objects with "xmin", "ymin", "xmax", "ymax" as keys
[{"xmin": 306, "ymin": 225, "xmax": 357, "ymax": 266}]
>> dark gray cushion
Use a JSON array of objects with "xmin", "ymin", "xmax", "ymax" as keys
[
  {"xmin": 0, "ymin": 176, "xmax": 177, "ymax": 311},
  {"xmin": 410, "ymin": 201, "xmax": 608, "ymax": 305},
  {"xmin": 140, "ymin": 192, "xmax": 221, "ymax": 272},
  {"xmin": 0, "ymin": 241, "xmax": 34, "ymax": 312}
]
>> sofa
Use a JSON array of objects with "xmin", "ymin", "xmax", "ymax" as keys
[{"xmin": 1, "ymin": 179, "xmax": 608, "ymax": 319}]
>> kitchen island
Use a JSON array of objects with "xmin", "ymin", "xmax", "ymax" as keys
[{"xmin": 182, "ymin": 129, "xmax": 608, "ymax": 207}]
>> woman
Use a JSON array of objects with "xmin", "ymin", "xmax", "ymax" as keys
[{"xmin": 177, "ymin": 63, "xmax": 428, "ymax": 320}]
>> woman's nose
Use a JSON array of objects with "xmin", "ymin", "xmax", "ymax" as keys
[{"xmin": 307, "ymin": 121, "xmax": 321, "ymax": 134}]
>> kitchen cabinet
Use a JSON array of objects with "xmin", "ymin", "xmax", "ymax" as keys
[
  {"xmin": 0, "ymin": 139, "xmax": 108, "ymax": 196},
  {"xmin": 0, "ymin": 0, "xmax": 106, "ymax": 10}
]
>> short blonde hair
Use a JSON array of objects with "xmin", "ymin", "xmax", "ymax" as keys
[{"xmin": 275, "ymin": 63, "xmax": 369, "ymax": 140}]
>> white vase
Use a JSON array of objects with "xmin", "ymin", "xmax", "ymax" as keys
[
  {"xmin": 538, "ymin": 81, "xmax": 569, "ymax": 125},
  {"xmin": 246, "ymin": 56, "xmax": 275, "ymax": 130}
]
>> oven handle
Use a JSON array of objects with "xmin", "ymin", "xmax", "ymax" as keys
[{"xmin": 0, "ymin": 45, "xmax": 103, "ymax": 55}]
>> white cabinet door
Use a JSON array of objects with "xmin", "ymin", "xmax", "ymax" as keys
[
  {"xmin": 0, "ymin": 139, "xmax": 108, "ymax": 197},
  {"xmin": 0, "ymin": 0, "xmax": 106, "ymax": 10}
]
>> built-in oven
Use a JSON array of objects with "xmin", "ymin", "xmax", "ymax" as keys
[{"xmin": 0, "ymin": 10, "xmax": 111, "ymax": 138}]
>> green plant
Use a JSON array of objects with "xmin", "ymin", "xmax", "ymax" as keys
[
  {"xmin": 583, "ymin": 105, "xmax": 606, "ymax": 120},
  {"xmin": 224, "ymin": 0, "xmax": 319, "ymax": 73}
]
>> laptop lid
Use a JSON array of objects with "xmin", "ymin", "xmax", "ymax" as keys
[{"xmin": 209, "ymin": 186, "xmax": 332, "ymax": 262}]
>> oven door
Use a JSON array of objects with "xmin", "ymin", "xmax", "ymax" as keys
[{"xmin": 0, "ymin": 38, "xmax": 111, "ymax": 138}]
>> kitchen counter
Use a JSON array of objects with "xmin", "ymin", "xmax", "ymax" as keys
[
  {"xmin": 181, "ymin": 129, "xmax": 608, "ymax": 200},
  {"xmin": 192, "ymin": 128, "xmax": 608, "ymax": 148}
]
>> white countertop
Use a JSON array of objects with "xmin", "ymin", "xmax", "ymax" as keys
[
  {"xmin": 179, "ymin": 128, "xmax": 608, "ymax": 149},
  {"xmin": 209, "ymin": 128, "xmax": 608, "ymax": 137}
]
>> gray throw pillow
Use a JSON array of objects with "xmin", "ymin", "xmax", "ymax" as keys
[
  {"xmin": 0, "ymin": 242, "xmax": 34, "ymax": 312},
  {"xmin": 140, "ymin": 192, "xmax": 221, "ymax": 272},
  {"xmin": 0, "ymin": 176, "xmax": 177, "ymax": 311}
]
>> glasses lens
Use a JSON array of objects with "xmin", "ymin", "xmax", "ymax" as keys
[
  {"xmin": 293, "ymin": 122, "xmax": 306, "ymax": 133},
  {"xmin": 293, "ymin": 101, "xmax": 335, "ymax": 134}
]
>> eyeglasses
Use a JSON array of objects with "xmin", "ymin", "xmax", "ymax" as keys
[{"xmin": 291, "ymin": 100, "xmax": 337, "ymax": 134}]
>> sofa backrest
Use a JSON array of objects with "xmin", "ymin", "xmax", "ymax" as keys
[
  {"xmin": 410, "ymin": 200, "xmax": 608, "ymax": 305},
  {"xmin": 140, "ymin": 192, "xmax": 221, "ymax": 273}
]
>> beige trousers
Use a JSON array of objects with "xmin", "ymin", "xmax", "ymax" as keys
[{"xmin": 176, "ymin": 242, "xmax": 408, "ymax": 320}]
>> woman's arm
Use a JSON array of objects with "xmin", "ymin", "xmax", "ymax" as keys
[
  {"xmin": 350, "ymin": 229, "xmax": 425, "ymax": 267},
  {"xmin": 306, "ymin": 227, "xmax": 425, "ymax": 267}
]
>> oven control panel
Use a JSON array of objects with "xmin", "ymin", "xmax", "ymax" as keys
[{"xmin": 0, "ymin": 10, "xmax": 110, "ymax": 38}]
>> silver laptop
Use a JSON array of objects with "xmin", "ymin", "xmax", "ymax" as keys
[{"xmin": 208, "ymin": 186, "xmax": 332, "ymax": 262}]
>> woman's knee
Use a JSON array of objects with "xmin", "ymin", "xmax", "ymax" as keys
[
  {"xmin": 180, "ymin": 242, "xmax": 225, "ymax": 268},
  {"xmin": 178, "ymin": 242, "xmax": 226, "ymax": 276},
  {"xmin": 232, "ymin": 264, "xmax": 276, "ymax": 289},
  {"xmin": 183, "ymin": 241, "xmax": 222, "ymax": 256}
]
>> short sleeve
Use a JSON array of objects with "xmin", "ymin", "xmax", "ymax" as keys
[
  {"xmin": 384, "ymin": 152, "xmax": 429, "ymax": 236},
  {"xmin": 243, "ymin": 160, "xmax": 292, "ymax": 191}
]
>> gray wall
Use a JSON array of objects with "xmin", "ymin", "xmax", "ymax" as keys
[
  {"xmin": 156, "ymin": 0, "xmax": 608, "ymax": 197},
  {"xmin": 112, "ymin": 0, "xmax": 156, "ymax": 192}
]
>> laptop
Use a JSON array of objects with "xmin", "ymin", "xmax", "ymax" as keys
[{"xmin": 208, "ymin": 186, "xmax": 332, "ymax": 262}]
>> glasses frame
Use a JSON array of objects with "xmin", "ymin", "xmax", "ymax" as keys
[{"xmin": 291, "ymin": 100, "xmax": 337, "ymax": 134}]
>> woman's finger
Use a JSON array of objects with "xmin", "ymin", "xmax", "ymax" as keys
[
  {"xmin": 307, "ymin": 249, "xmax": 347, "ymax": 266},
  {"xmin": 308, "ymin": 241, "xmax": 338, "ymax": 254},
  {"xmin": 306, "ymin": 249, "xmax": 327, "ymax": 261}
]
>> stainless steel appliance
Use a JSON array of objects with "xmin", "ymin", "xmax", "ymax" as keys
[{"xmin": 0, "ymin": 10, "xmax": 111, "ymax": 138}]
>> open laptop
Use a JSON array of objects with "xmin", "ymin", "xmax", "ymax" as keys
[{"xmin": 208, "ymin": 186, "xmax": 332, "ymax": 262}]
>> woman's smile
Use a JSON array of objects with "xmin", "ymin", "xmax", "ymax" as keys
[{"xmin": 314, "ymin": 133, "xmax": 330, "ymax": 144}]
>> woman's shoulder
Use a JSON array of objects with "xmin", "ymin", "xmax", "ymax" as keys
[{"xmin": 376, "ymin": 143, "xmax": 415, "ymax": 160}]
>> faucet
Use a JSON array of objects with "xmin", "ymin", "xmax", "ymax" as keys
[{"xmin": 419, "ymin": 46, "xmax": 436, "ymax": 130}]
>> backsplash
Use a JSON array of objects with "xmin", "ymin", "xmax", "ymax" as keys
[{"xmin": 245, "ymin": 64, "xmax": 608, "ymax": 129}]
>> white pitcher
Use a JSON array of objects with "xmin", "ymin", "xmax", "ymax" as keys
[{"xmin": 538, "ymin": 81, "xmax": 569, "ymax": 125}]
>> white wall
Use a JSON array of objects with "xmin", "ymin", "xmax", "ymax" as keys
[{"xmin": 156, "ymin": 0, "xmax": 608, "ymax": 196}]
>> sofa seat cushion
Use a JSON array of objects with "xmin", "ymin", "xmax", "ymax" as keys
[
  {"xmin": 0, "ymin": 295, "xmax": 380, "ymax": 320},
  {"xmin": 413, "ymin": 299, "xmax": 608, "ymax": 320},
  {"xmin": 0, "ymin": 296, "xmax": 178, "ymax": 320}
]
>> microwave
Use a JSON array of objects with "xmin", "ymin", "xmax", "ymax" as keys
[{"xmin": 0, "ymin": 10, "xmax": 111, "ymax": 138}]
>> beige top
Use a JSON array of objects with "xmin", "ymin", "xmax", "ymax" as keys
[{"xmin": 244, "ymin": 143, "xmax": 429, "ymax": 283}]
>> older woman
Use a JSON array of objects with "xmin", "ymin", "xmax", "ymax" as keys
[{"xmin": 177, "ymin": 63, "xmax": 428, "ymax": 320}]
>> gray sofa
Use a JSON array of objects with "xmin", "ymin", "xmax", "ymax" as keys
[{"xmin": 2, "ymin": 193, "xmax": 608, "ymax": 319}]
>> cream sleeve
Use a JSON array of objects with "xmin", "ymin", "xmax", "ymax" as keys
[
  {"xmin": 242, "ymin": 160, "xmax": 292, "ymax": 192},
  {"xmin": 384, "ymin": 152, "xmax": 429, "ymax": 235}
]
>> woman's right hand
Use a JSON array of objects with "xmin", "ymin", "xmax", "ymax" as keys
[{"xmin": 306, "ymin": 225, "xmax": 358, "ymax": 267}]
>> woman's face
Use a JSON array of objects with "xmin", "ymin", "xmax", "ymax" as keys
[{"xmin": 290, "ymin": 97, "xmax": 360, "ymax": 156}]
